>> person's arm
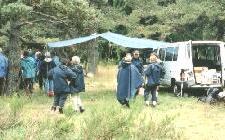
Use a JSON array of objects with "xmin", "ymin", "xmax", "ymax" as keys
[
  {"xmin": 19, "ymin": 59, "xmax": 24, "ymax": 70},
  {"xmin": 144, "ymin": 65, "xmax": 151, "ymax": 77},
  {"xmin": 66, "ymin": 68, "xmax": 77, "ymax": 81},
  {"xmin": 140, "ymin": 61, "xmax": 144, "ymax": 75},
  {"xmin": 52, "ymin": 60, "xmax": 57, "ymax": 68},
  {"xmin": 48, "ymin": 69, "xmax": 53, "ymax": 80}
]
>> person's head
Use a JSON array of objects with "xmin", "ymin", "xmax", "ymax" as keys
[
  {"xmin": 60, "ymin": 58, "xmax": 69, "ymax": 66},
  {"xmin": 124, "ymin": 53, "xmax": 132, "ymax": 63},
  {"xmin": 133, "ymin": 50, "xmax": 140, "ymax": 59},
  {"xmin": 71, "ymin": 56, "xmax": 80, "ymax": 64},
  {"xmin": 50, "ymin": 51, "xmax": 56, "ymax": 56},
  {"xmin": 35, "ymin": 51, "xmax": 42, "ymax": 59},
  {"xmin": 23, "ymin": 50, "xmax": 29, "ymax": 58},
  {"xmin": 45, "ymin": 51, "xmax": 51, "ymax": 58},
  {"xmin": 149, "ymin": 52, "xmax": 158, "ymax": 63}
]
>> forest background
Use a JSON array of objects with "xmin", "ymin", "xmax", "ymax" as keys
[{"xmin": 1, "ymin": 0, "xmax": 225, "ymax": 91}]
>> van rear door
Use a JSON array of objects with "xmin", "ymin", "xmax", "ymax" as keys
[{"xmin": 220, "ymin": 42, "xmax": 225, "ymax": 86}]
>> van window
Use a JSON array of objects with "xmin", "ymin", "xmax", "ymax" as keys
[
  {"xmin": 173, "ymin": 47, "xmax": 178, "ymax": 61},
  {"xmin": 159, "ymin": 48, "xmax": 166, "ymax": 61},
  {"xmin": 165, "ymin": 47, "xmax": 174, "ymax": 61},
  {"xmin": 192, "ymin": 44, "xmax": 221, "ymax": 70}
]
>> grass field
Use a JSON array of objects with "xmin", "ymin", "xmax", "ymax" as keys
[{"xmin": 1, "ymin": 65, "xmax": 225, "ymax": 140}]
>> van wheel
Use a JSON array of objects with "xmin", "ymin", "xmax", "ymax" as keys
[{"xmin": 173, "ymin": 85, "xmax": 178, "ymax": 95}]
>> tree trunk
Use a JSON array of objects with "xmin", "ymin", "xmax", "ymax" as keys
[
  {"xmin": 87, "ymin": 39, "xmax": 99, "ymax": 75},
  {"xmin": 7, "ymin": 20, "xmax": 21, "ymax": 94}
]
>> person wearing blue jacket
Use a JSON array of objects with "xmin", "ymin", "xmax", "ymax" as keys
[
  {"xmin": 144, "ymin": 53, "xmax": 164, "ymax": 107},
  {"xmin": 20, "ymin": 50, "xmax": 36, "ymax": 96},
  {"xmin": 132, "ymin": 50, "xmax": 144, "ymax": 97},
  {"xmin": 117, "ymin": 53, "xmax": 144, "ymax": 108},
  {"xmin": 48, "ymin": 58, "xmax": 76, "ymax": 114},
  {"xmin": 132, "ymin": 50, "xmax": 144, "ymax": 75},
  {"xmin": 69, "ymin": 56, "xmax": 85, "ymax": 113},
  {"xmin": 0, "ymin": 48, "xmax": 9, "ymax": 96}
]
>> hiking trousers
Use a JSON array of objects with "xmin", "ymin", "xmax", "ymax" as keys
[{"xmin": 53, "ymin": 93, "xmax": 68, "ymax": 108}]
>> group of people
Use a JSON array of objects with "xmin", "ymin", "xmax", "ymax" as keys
[
  {"xmin": 0, "ymin": 48, "xmax": 86, "ymax": 114},
  {"xmin": 0, "ymin": 46, "xmax": 164, "ymax": 114},
  {"xmin": 116, "ymin": 50, "xmax": 164, "ymax": 107}
]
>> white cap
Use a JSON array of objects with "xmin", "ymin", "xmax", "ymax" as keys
[{"xmin": 71, "ymin": 56, "xmax": 80, "ymax": 64}]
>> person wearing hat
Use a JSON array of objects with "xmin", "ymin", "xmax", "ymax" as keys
[
  {"xmin": 69, "ymin": 56, "xmax": 85, "ymax": 113},
  {"xmin": 144, "ymin": 53, "xmax": 164, "ymax": 107},
  {"xmin": 116, "ymin": 53, "xmax": 144, "ymax": 108},
  {"xmin": 40, "ymin": 52, "xmax": 56, "ymax": 96},
  {"xmin": 48, "ymin": 58, "xmax": 77, "ymax": 114},
  {"xmin": 0, "ymin": 48, "xmax": 9, "ymax": 96}
]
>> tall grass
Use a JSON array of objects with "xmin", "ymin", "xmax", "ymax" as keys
[{"xmin": 1, "ymin": 65, "xmax": 225, "ymax": 139}]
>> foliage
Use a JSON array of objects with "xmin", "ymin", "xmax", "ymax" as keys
[{"xmin": 2, "ymin": 0, "xmax": 225, "ymax": 92}]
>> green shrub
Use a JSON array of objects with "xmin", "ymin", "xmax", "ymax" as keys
[{"xmin": 81, "ymin": 106, "xmax": 131, "ymax": 140}]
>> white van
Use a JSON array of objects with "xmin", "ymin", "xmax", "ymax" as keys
[{"xmin": 156, "ymin": 41, "xmax": 225, "ymax": 92}]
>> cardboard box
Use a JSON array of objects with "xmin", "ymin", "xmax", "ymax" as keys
[{"xmin": 194, "ymin": 67, "xmax": 208, "ymax": 73}]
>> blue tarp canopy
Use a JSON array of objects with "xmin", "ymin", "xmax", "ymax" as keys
[
  {"xmin": 47, "ymin": 32, "xmax": 170, "ymax": 49},
  {"xmin": 47, "ymin": 33, "xmax": 100, "ymax": 48}
]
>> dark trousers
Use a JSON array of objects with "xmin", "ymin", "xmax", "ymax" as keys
[
  {"xmin": 0, "ymin": 78, "xmax": 5, "ymax": 96},
  {"xmin": 53, "ymin": 93, "xmax": 68, "ymax": 108},
  {"xmin": 144, "ymin": 85, "xmax": 157, "ymax": 102},
  {"xmin": 24, "ymin": 78, "xmax": 33, "ymax": 95},
  {"xmin": 37, "ymin": 74, "xmax": 43, "ymax": 89}
]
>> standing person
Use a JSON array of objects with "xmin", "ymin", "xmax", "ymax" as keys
[
  {"xmin": 132, "ymin": 50, "xmax": 144, "ymax": 75},
  {"xmin": 144, "ymin": 53, "xmax": 164, "ymax": 107},
  {"xmin": 20, "ymin": 50, "xmax": 36, "ymax": 96},
  {"xmin": 132, "ymin": 50, "xmax": 144, "ymax": 97},
  {"xmin": 117, "ymin": 53, "xmax": 144, "ymax": 108},
  {"xmin": 0, "ymin": 48, "xmax": 9, "ymax": 96},
  {"xmin": 48, "ymin": 58, "xmax": 76, "ymax": 114},
  {"xmin": 69, "ymin": 56, "xmax": 85, "ymax": 113},
  {"xmin": 40, "ymin": 52, "xmax": 56, "ymax": 96},
  {"xmin": 35, "ymin": 52, "xmax": 44, "ymax": 90}
]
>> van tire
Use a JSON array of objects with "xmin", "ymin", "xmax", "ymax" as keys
[
  {"xmin": 170, "ymin": 78, "xmax": 176, "ymax": 93},
  {"xmin": 173, "ymin": 85, "xmax": 178, "ymax": 95}
]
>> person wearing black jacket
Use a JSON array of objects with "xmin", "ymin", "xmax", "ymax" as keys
[{"xmin": 40, "ymin": 52, "xmax": 56, "ymax": 96}]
